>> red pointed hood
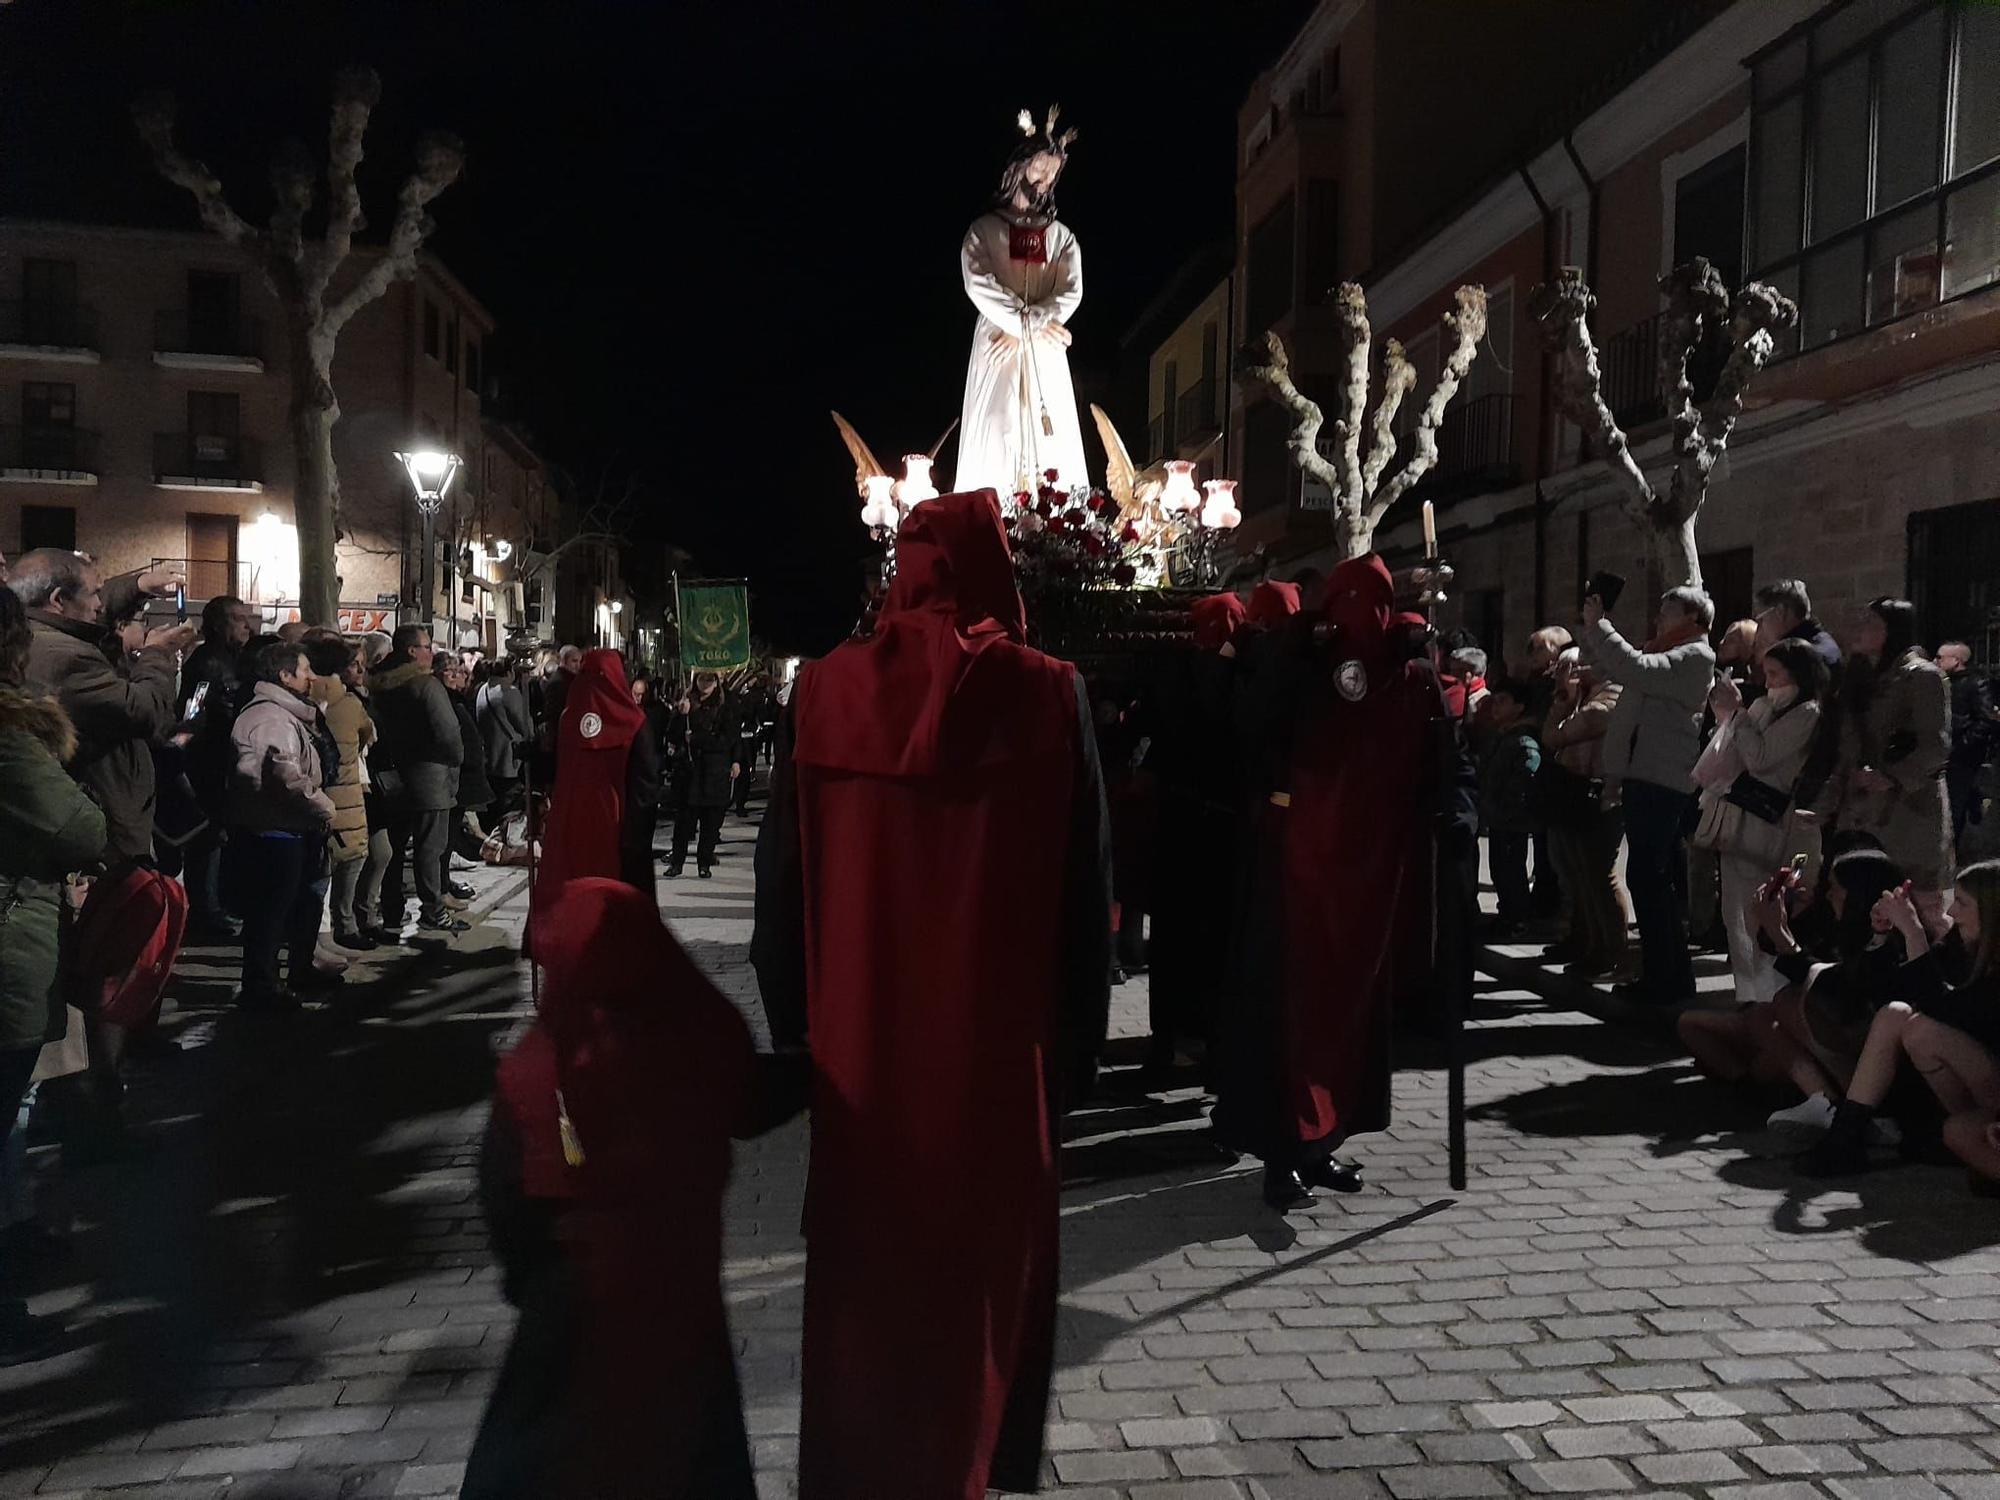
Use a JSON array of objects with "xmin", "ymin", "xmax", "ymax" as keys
[
  {"xmin": 1324, "ymin": 553, "xmax": 1398, "ymax": 684},
  {"xmin": 1192, "ymin": 593, "xmax": 1247, "ymax": 651},
  {"xmin": 559, "ymin": 648, "xmax": 645, "ymax": 755},
  {"xmin": 795, "ymin": 489, "xmax": 1066, "ymax": 776},
  {"xmin": 1248, "ymin": 580, "xmax": 1301, "ymax": 624}
]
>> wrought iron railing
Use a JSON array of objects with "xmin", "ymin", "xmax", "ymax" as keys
[
  {"xmin": 154, "ymin": 311, "xmax": 265, "ymax": 361},
  {"xmin": 1601, "ymin": 313, "xmax": 1665, "ymax": 427},
  {"xmin": 1429, "ymin": 393, "xmax": 1517, "ymax": 485},
  {"xmin": 0, "ymin": 425, "xmax": 99, "ymax": 472},
  {"xmin": 154, "ymin": 433, "xmax": 264, "ymax": 485},
  {"xmin": 0, "ymin": 300, "xmax": 99, "ymax": 349},
  {"xmin": 1175, "ymin": 377, "xmax": 1222, "ymax": 444}
]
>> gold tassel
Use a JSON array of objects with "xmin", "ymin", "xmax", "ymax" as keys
[
  {"xmin": 557, "ymin": 1089, "xmax": 584, "ymax": 1167},
  {"xmin": 1041, "ymin": 403, "xmax": 1054, "ymax": 437}
]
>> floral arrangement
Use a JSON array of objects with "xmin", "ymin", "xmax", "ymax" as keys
[{"xmin": 1000, "ymin": 470, "xmax": 1145, "ymax": 598}]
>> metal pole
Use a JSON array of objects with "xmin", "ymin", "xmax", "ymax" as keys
[{"xmin": 418, "ymin": 504, "xmax": 437, "ymax": 636}]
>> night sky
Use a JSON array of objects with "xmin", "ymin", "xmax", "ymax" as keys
[{"xmin": 0, "ymin": 0, "xmax": 1315, "ymax": 650}]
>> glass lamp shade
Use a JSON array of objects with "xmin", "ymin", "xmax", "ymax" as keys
[
  {"xmin": 1200, "ymin": 479, "xmax": 1241, "ymax": 530},
  {"xmin": 1161, "ymin": 459, "xmax": 1200, "ymax": 515},
  {"xmin": 860, "ymin": 474, "xmax": 899, "ymax": 529},
  {"xmin": 895, "ymin": 455, "xmax": 939, "ymax": 507}
]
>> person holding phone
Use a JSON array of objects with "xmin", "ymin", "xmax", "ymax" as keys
[{"xmin": 1580, "ymin": 582, "xmax": 1716, "ymax": 1006}]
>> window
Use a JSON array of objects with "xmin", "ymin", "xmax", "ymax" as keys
[
  {"xmin": 187, "ymin": 270, "xmax": 241, "ymax": 352},
  {"xmin": 19, "ymin": 505, "xmax": 75, "ymax": 554},
  {"xmin": 423, "ymin": 299, "xmax": 441, "ymax": 359},
  {"xmin": 22, "ymin": 382, "xmax": 75, "ymax": 429},
  {"xmin": 1243, "ymin": 401, "xmax": 1293, "ymax": 516},
  {"xmin": 445, "ymin": 314, "xmax": 460, "ymax": 376},
  {"xmin": 1303, "ymin": 179, "xmax": 1340, "ymax": 305},
  {"xmin": 1245, "ymin": 194, "xmax": 1296, "ymax": 337},
  {"xmin": 1674, "ymin": 145, "xmax": 1746, "ymax": 289},
  {"xmin": 1909, "ymin": 497, "xmax": 2000, "ymax": 664},
  {"xmin": 466, "ymin": 338, "xmax": 482, "ymax": 394},
  {"xmin": 1162, "ymin": 359, "xmax": 1179, "ymax": 454},
  {"xmin": 187, "ymin": 391, "xmax": 240, "ymax": 466},
  {"xmin": 1749, "ymin": 1, "xmax": 2000, "ymax": 352},
  {"xmin": 20, "ymin": 258, "xmax": 79, "ymax": 345}
]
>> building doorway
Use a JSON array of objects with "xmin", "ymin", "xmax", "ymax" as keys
[
  {"xmin": 1910, "ymin": 500, "xmax": 2000, "ymax": 665},
  {"xmin": 186, "ymin": 513, "xmax": 239, "ymax": 601}
]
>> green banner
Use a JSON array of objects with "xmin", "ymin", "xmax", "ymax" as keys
[{"xmin": 679, "ymin": 582, "xmax": 752, "ymax": 671}]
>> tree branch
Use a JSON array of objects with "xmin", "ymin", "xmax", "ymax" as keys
[
  {"xmin": 1371, "ymin": 284, "xmax": 1488, "ymax": 525},
  {"xmin": 132, "ymin": 91, "xmax": 264, "ymax": 252},
  {"xmin": 1359, "ymin": 337, "xmax": 1415, "ymax": 500},
  {"xmin": 324, "ymin": 130, "xmax": 465, "ymax": 337},
  {"xmin": 1663, "ymin": 274, "xmax": 1796, "ymax": 525},
  {"xmin": 268, "ymin": 139, "xmax": 315, "ymax": 294},
  {"xmin": 1329, "ymin": 283, "xmax": 1371, "ymax": 503},
  {"xmin": 1239, "ymin": 330, "xmax": 1344, "ymax": 499},
  {"xmin": 313, "ymin": 66, "xmax": 381, "ymax": 299},
  {"xmin": 1528, "ymin": 266, "xmax": 1655, "ymax": 526}
]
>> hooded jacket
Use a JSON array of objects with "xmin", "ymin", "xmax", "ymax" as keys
[
  {"xmin": 229, "ymin": 681, "xmax": 337, "ymax": 835},
  {"xmin": 0, "ymin": 687, "xmax": 107, "ymax": 1049},
  {"xmin": 308, "ymin": 673, "xmax": 375, "ymax": 861}
]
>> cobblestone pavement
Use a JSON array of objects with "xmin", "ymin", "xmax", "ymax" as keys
[{"xmin": 5, "ymin": 815, "xmax": 2000, "ymax": 1499}]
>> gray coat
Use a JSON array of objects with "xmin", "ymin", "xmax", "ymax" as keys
[
  {"xmin": 1827, "ymin": 650, "xmax": 1952, "ymax": 887},
  {"xmin": 476, "ymin": 680, "xmax": 531, "ymax": 781},
  {"xmin": 1582, "ymin": 618, "xmax": 1715, "ymax": 796},
  {"xmin": 24, "ymin": 585, "xmax": 179, "ymax": 864},
  {"xmin": 228, "ymin": 682, "xmax": 337, "ymax": 835},
  {"xmin": 368, "ymin": 658, "xmax": 463, "ymax": 813}
]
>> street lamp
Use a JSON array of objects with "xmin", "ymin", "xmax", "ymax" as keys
[{"xmin": 396, "ymin": 448, "xmax": 462, "ymax": 626}]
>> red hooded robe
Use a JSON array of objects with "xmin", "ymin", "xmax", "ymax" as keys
[
  {"xmin": 774, "ymin": 488, "xmax": 1109, "ymax": 1500},
  {"xmin": 528, "ymin": 649, "xmax": 646, "ymax": 953},
  {"xmin": 542, "ymin": 878, "xmax": 758, "ymax": 1498},
  {"xmin": 1219, "ymin": 555, "xmax": 1441, "ymax": 1160}
]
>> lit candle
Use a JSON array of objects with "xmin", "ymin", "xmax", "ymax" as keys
[{"xmin": 1422, "ymin": 499, "xmax": 1437, "ymax": 558}]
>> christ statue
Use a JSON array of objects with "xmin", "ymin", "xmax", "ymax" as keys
[{"xmin": 955, "ymin": 107, "xmax": 1086, "ymax": 499}]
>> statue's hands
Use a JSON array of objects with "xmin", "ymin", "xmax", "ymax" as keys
[
  {"xmin": 1040, "ymin": 320, "xmax": 1073, "ymax": 348},
  {"xmin": 988, "ymin": 328, "xmax": 1022, "ymax": 355}
]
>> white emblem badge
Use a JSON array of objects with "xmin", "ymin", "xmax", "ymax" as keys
[
  {"xmin": 1335, "ymin": 660, "xmax": 1368, "ymax": 702},
  {"xmin": 579, "ymin": 712, "xmax": 604, "ymax": 739}
]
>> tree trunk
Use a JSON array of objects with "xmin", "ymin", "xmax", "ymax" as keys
[
  {"xmin": 1648, "ymin": 510, "xmax": 1702, "ymax": 594},
  {"xmin": 1335, "ymin": 515, "xmax": 1374, "ymax": 562},
  {"xmin": 289, "ymin": 334, "xmax": 341, "ymax": 627}
]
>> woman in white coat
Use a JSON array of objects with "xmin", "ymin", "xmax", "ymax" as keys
[
  {"xmin": 956, "ymin": 108, "xmax": 1087, "ymax": 498},
  {"xmin": 1692, "ymin": 637, "xmax": 1831, "ymax": 1007}
]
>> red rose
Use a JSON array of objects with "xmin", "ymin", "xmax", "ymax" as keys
[
  {"xmin": 1087, "ymin": 493, "xmax": 1106, "ymax": 512},
  {"xmin": 1120, "ymin": 522, "xmax": 1141, "ymax": 543},
  {"xmin": 1043, "ymin": 468, "xmax": 1060, "ymax": 483},
  {"xmin": 1113, "ymin": 563, "xmax": 1137, "ymax": 586},
  {"xmin": 1083, "ymin": 533, "xmax": 1105, "ymax": 557},
  {"xmin": 1013, "ymin": 491, "xmax": 1032, "ymax": 506}
]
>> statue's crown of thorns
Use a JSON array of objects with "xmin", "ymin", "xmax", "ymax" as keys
[{"xmin": 1015, "ymin": 105, "xmax": 1079, "ymax": 156}]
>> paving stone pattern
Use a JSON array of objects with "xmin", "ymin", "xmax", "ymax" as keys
[{"xmin": 4, "ymin": 815, "xmax": 2000, "ymax": 1498}]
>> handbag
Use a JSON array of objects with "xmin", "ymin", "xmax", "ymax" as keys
[
  {"xmin": 1690, "ymin": 791, "xmax": 1745, "ymax": 854},
  {"xmin": 1723, "ymin": 771, "xmax": 1791, "ymax": 824}
]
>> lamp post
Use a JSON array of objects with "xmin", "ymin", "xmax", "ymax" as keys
[{"xmin": 396, "ymin": 448, "xmax": 462, "ymax": 628}]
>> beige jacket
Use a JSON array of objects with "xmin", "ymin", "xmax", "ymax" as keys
[
  {"xmin": 309, "ymin": 676, "xmax": 375, "ymax": 862},
  {"xmin": 1542, "ymin": 680, "xmax": 1623, "ymax": 780},
  {"xmin": 228, "ymin": 683, "xmax": 336, "ymax": 834}
]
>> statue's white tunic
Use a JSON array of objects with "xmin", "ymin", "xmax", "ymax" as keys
[{"xmin": 955, "ymin": 212, "xmax": 1086, "ymax": 498}]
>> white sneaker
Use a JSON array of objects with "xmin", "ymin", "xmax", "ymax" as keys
[
  {"xmin": 1868, "ymin": 1115, "xmax": 1902, "ymax": 1148},
  {"xmin": 1767, "ymin": 1093, "xmax": 1836, "ymax": 1133}
]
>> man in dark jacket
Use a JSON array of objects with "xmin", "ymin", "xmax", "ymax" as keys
[
  {"xmin": 10, "ymin": 550, "xmax": 193, "ymax": 866},
  {"xmin": 1940, "ymin": 640, "xmax": 1994, "ymax": 842},
  {"xmin": 442, "ymin": 656, "xmax": 492, "ymax": 883},
  {"xmin": 369, "ymin": 625, "xmax": 466, "ymax": 935},
  {"xmin": 667, "ymin": 672, "xmax": 738, "ymax": 877},
  {"xmin": 178, "ymin": 593, "xmax": 254, "ymax": 934}
]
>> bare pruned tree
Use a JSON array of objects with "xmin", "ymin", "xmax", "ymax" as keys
[
  {"xmin": 1239, "ymin": 283, "xmax": 1487, "ymax": 561},
  {"xmin": 519, "ymin": 464, "xmax": 643, "ymax": 597},
  {"xmin": 135, "ymin": 69, "xmax": 464, "ymax": 625},
  {"xmin": 1529, "ymin": 258, "xmax": 1797, "ymax": 592}
]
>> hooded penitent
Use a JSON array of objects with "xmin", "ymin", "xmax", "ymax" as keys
[
  {"xmin": 520, "ymin": 878, "xmax": 758, "ymax": 1498},
  {"xmin": 1217, "ymin": 554, "xmax": 1442, "ymax": 1162},
  {"xmin": 764, "ymin": 488, "xmax": 1111, "ymax": 1500},
  {"xmin": 1192, "ymin": 591, "xmax": 1247, "ymax": 652},
  {"xmin": 527, "ymin": 649, "xmax": 646, "ymax": 951},
  {"xmin": 1247, "ymin": 578, "xmax": 1302, "ymax": 626}
]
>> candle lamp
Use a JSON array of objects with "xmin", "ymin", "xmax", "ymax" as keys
[{"xmin": 1161, "ymin": 459, "xmax": 1200, "ymax": 515}]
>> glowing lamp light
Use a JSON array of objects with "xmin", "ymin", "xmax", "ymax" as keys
[
  {"xmin": 1161, "ymin": 459, "xmax": 1200, "ymax": 515},
  {"xmin": 491, "ymin": 539, "xmax": 513, "ymax": 562},
  {"xmin": 610, "ymin": 600, "xmax": 623, "ymax": 615},
  {"xmin": 395, "ymin": 448, "xmax": 462, "ymax": 513},
  {"xmin": 1200, "ymin": 479, "xmax": 1242, "ymax": 531},
  {"xmin": 860, "ymin": 473, "xmax": 899, "ymax": 530},
  {"xmin": 894, "ymin": 454, "xmax": 938, "ymax": 509}
]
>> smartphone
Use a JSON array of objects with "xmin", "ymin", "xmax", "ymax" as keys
[
  {"xmin": 1583, "ymin": 570, "xmax": 1627, "ymax": 613},
  {"xmin": 184, "ymin": 679, "xmax": 210, "ymax": 722},
  {"xmin": 175, "ymin": 583, "xmax": 187, "ymax": 623}
]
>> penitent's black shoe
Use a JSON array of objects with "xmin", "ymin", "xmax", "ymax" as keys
[
  {"xmin": 1262, "ymin": 1166, "xmax": 1314, "ymax": 1211},
  {"xmin": 1302, "ymin": 1157, "xmax": 1365, "ymax": 1194}
]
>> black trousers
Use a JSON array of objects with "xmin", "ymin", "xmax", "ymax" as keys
[
  {"xmin": 673, "ymin": 804, "xmax": 725, "ymax": 868},
  {"xmin": 236, "ymin": 832, "xmax": 328, "ymax": 996},
  {"xmin": 380, "ymin": 808, "xmax": 452, "ymax": 926}
]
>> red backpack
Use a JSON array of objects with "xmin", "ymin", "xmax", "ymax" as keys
[{"xmin": 67, "ymin": 865, "xmax": 189, "ymax": 1030}]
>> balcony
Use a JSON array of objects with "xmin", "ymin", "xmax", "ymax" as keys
[
  {"xmin": 1414, "ymin": 394, "xmax": 1518, "ymax": 499},
  {"xmin": 1600, "ymin": 313, "xmax": 1665, "ymax": 428},
  {"xmin": 1175, "ymin": 377, "xmax": 1223, "ymax": 448},
  {"xmin": 154, "ymin": 433, "xmax": 264, "ymax": 492},
  {"xmin": 0, "ymin": 426, "xmax": 99, "ymax": 483},
  {"xmin": 0, "ymin": 302, "xmax": 101, "ymax": 362},
  {"xmin": 154, "ymin": 312, "xmax": 266, "ymax": 372},
  {"xmin": 1147, "ymin": 412, "xmax": 1167, "ymax": 463}
]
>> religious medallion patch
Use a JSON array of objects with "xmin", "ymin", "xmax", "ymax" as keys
[
  {"xmin": 1008, "ymin": 223, "xmax": 1048, "ymax": 263},
  {"xmin": 580, "ymin": 712, "xmax": 603, "ymax": 739},
  {"xmin": 1334, "ymin": 660, "xmax": 1368, "ymax": 702}
]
